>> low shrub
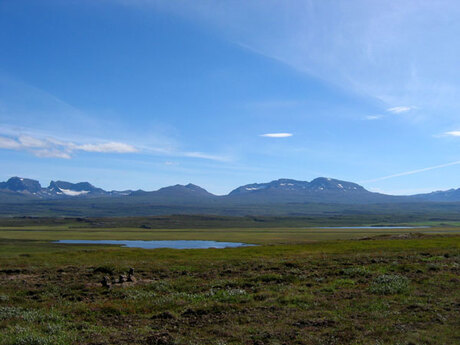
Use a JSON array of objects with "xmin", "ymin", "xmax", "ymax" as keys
[
  {"xmin": 341, "ymin": 266, "xmax": 371, "ymax": 277},
  {"xmin": 369, "ymin": 274, "xmax": 410, "ymax": 295},
  {"xmin": 93, "ymin": 265, "xmax": 115, "ymax": 275}
]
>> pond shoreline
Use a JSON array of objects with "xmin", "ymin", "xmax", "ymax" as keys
[{"xmin": 54, "ymin": 239, "xmax": 255, "ymax": 249}]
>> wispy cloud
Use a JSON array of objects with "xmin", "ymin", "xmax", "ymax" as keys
[
  {"xmin": 365, "ymin": 115, "xmax": 383, "ymax": 120},
  {"xmin": 444, "ymin": 131, "xmax": 460, "ymax": 137},
  {"xmin": 182, "ymin": 151, "xmax": 231, "ymax": 162},
  {"xmin": 73, "ymin": 142, "xmax": 138, "ymax": 153},
  {"xmin": 362, "ymin": 160, "xmax": 460, "ymax": 183},
  {"xmin": 0, "ymin": 137, "xmax": 21, "ymax": 150},
  {"xmin": 0, "ymin": 132, "xmax": 231, "ymax": 162},
  {"xmin": 387, "ymin": 106, "xmax": 413, "ymax": 114},
  {"xmin": 0, "ymin": 134, "xmax": 138, "ymax": 159},
  {"xmin": 18, "ymin": 136, "xmax": 49, "ymax": 148},
  {"xmin": 33, "ymin": 149, "xmax": 72, "ymax": 159},
  {"xmin": 164, "ymin": 161, "xmax": 179, "ymax": 166},
  {"xmin": 260, "ymin": 133, "xmax": 293, "ymax": 138},
  {"xmin": 120, "ymin": 1, "xmax": 460, "ymax": 123}
]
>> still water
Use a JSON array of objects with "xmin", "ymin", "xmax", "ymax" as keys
[
  {"xmin": 315, "ymin": 226, "xmax": 430, "ymax": 229},
  {"xmin": 55, "ymin": 240, "xmax": 254, "ymax": 249}
]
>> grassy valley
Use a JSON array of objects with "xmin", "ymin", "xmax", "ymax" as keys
[{"xmin": 0, "ymin": 217, "xmax": 459, "ymax": 344}]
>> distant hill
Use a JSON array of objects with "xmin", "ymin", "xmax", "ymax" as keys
[
  {"xmin": 227, "ymin": 177, "xmax": 398, "ymax": 203},
  {"xmin": 126, "ymin": 183, "xmax": 217, "ymax": 204},
  {"xmin": 0, "ymin": 177, "xmax": 131, "ymax": 201},
  {"xmin": 411, "ymin": 188, "xmax": 460, "ymax": 202},
  {"xmin": 0, "ymin": 177, "xmax": 42, "ymax": 195},
  {"xmin": 1, "ymin": 176, "xmax": 460, "ymax": 217},
  {"xmin": 48, "ymin": 181, "xmax": 106, "ymax": 196}
]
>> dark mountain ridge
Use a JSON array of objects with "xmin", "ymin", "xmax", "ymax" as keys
[
  {"xmin": 0, "ymin": 177, "xmax": 42, "ymax": 194},
  {"xmin": 0, "ymin": 176, "xmax": 459, "ymax": 205},
  {"xmin": 226, "ymin": 177, "xmax": 401, "ymax": 204}
]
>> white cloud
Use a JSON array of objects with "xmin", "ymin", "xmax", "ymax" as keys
[
  {"xmin": 444, "ymin": 131, "xmax": 460, "ymax": 137},
  {"xmin": 18, "ymin": 135, "xmax": 49, "ymax": 148},
  {"xmin": 260, "ymin": 133, "xmax": 293, "ymax": 138},
  {"xmin": 0, "ymin": 133, "xmax": 230, "ymax": 162},
  {"xmin": 362, "ymin": 160, "xmax": 460, "ymax": 183},
  {"xmin": 0, "ymin": 137, "xmax": 21, "ymax": 149},
  {"xmin": 182, "ymin": 151, "xmax": 230, "ymax": 162},
  {"xmin": 75, "ymin": 142, "xmax": 138, "ymax": 153},
  {"xmin": 33, "ymin": 149, "xmax": 71, "ymax": 159},
  {"xmin": 387, "ymin": 106, "xmax": 413, "ymax": 114},
  {"xmin": 0, "ymin": 134, "xmax": 137, "ymax": 159},
  {"xmin": 365, "ymin": 115, "xmax": 383, "ymax": 120}
]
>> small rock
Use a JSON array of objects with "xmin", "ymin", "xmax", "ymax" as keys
[
  {"xmin": 101, "ymin": 276, "xmax": 111, "ymax": 288},
  {"xmin": 127, "ymin": 268, "xmax": 136, "ymax": 282},
  {"xmin": 151, "ymin": 311, "xmax": 176, "ymax": 320}
]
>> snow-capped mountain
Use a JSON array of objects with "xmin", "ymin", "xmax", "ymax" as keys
[
  {"xmin": 0, "ymin": 177, "xmax": 111, "ymax": 199},
  {"xmin": 1, "ymin": 176, "xmax": 460, "ymax": 204},
  {"xmin": 411, "ymin": 188, "xmax": 460, "ymax": 202},
  {"xmin": 47, "ymin": 181, "xmax": 107, "ymax": 197},
  {"xmin": 0, "ymin": 177, "xmax": 42, "ymax": 194},
  {"xmin": 227, "ymin": 177, "xmax": 389, "ymax": 203},
  {"xmin": 229, "ymin": 178, "xmax": 365, "ymax": 195}
]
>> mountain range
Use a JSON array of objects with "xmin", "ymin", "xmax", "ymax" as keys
[
  {"xmin": 1, "ymin": 176, "xmax": 460, "ymax": 204},
  {"xmin": 0, "ymin": 177, "xmax": 130, "ymax": 199}
]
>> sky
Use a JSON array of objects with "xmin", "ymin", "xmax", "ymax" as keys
[{"xmin": 1, "ymin": 0, "xmax": 460, "ymax": 195}]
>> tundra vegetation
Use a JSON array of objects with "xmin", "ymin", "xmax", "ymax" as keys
[{"xmin": 0, "ymin": 218, "xmax": 458, "ymax": 345}]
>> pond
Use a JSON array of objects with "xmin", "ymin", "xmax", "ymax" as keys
[
  {"xmin": 55, "ymin": 240, "xmax": 254, "ymax": 249},
  {"xmin": 315, "ymin": 226, "xmax": 430, "ymax": 229}
]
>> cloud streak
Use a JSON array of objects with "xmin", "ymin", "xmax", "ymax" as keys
[
  {"xmin": 444, "ymin": 131, "xmax": 460, "ymax": 137},
  {"xmin": 120, "ymin": 1, "xmax": 460, "ymax": 123},
  {"xmin": 0, "ymin": 132, "xmax": 230, "ymax": 162},
  {"xmin": 73, "ymin": 142, "xmax": 138, "ymax": 153},
  {"xmin": 182, "ymin": 151, "xmax": 231, "ymax": 162},
  {"xmin": 387, "ymin": 106, "xmax": 413, "ymax": 114},
  {"xmin": 365, "ymin": 115, "xmax": 383, "ymax": 120},
  {"xmin": 260, "ymin": 133, "xmax": 293, "ymax": 138},
  {"xmin": 362, "ymin": 160, "xmax": 460, "ymax": 183},
  {"xmin": 0, "ymin": 134, "xmax": 139, "ymax": 159}
]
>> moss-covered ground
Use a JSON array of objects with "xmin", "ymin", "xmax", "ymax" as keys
[{"xmin": 0, "ymin": 225, "xmax": 458, "ymax": 344}]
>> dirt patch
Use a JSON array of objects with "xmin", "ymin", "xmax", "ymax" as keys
[
  {"xmin": 360, "ymin": 232, "xmax": 427, "ymax": 241},
  {"xmin": 293, "ymin": 319, "xmax": 336, "ymax": 328},
  {"xmin": 1, "ymin": 273, "xmax": 38, "ymax": 281}
]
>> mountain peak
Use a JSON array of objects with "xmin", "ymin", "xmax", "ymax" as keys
[
  {"xmin": 46, "ymin": 180, "xmax": 106, "ymax": 197},
  {"xmin": 158, "ymin": 183, "xmax": 213, "ymax": 196},
  {"xmin": 1, "ymin": 177, "xmax": 42, "ymax": 193},
  {"xmin": 309, "ymin": 177, "xmax": 365, "ymax": 192},
  {"xmin": 228, "ymin": 177, "xmax": 369, "ymax": 203}
]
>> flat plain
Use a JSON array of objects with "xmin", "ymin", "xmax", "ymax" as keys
[{"xmin": 0, "ymin": 218, "xmax": 459, "ymax": 344}]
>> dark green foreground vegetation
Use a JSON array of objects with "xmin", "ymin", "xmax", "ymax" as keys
[
  {"xmin": 1, "ymin": 199, "xmax": 460, "ymax": 218},
  {"xmin": 0, "ymin": 224, "xmax": 459, "ymax": 344},
  {"xmin": 2, "ymin": 214, "xmax": 460, "ymax": 229}
]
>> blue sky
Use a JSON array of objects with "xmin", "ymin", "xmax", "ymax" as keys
[{"xmin": 1, "ymin": 0, "xmax": 460, "ymax": 195}]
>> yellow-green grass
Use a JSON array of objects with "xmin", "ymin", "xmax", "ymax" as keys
[
  {"xmin": 0, "ymin": 226, "xmax": 460, "ymax": 245},
  {"xmin": 0, "ymin": 234, "xmax": 459, "ymax": 345}
]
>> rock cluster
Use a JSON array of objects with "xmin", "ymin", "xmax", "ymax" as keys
[{"xmin": 100, "ymin": 267, "xmax": 136, "ymax": 288}]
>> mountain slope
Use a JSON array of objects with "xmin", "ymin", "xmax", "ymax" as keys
[
  {"xmin": 0, "ymin": 177, "xmax": 112, "ymax": 200},
  {"xmin": 412, "ymin": 188, "xmax": 460, "ymax": 202},
  {"xmin": 126, "ymin": 184, "xmax": 217, "ymax": 204},
  {"xmin": 227, "ymin": 177, "xmax": 398, "ymax": 204},
  {"xmin": 47, "ymin": 181, "xmax": 107, "ymax": 197},
  {"xmin": 1, "ymin": 176, "xmax": 460, "ymax": 207},
  {"xmin": 0, "ymin": 177, "xmax": 42, "ymax": 195}
]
